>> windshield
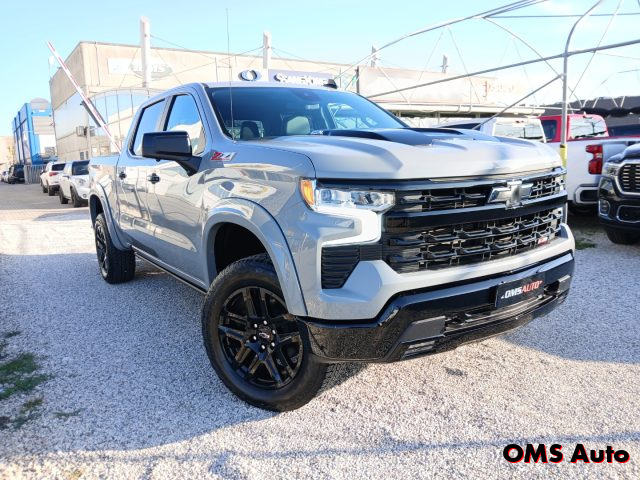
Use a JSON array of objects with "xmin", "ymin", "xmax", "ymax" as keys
[
  {"xmin": 72, "ymin": 161, "xmax": 89, "ymax": 175},
  {"xmin": 494, "ymin": 121, "xmax": 546, "ymax": 141},
  {"xmin": 52, "ymin": 163, "xmax": 65, "ymax": 171},
  {"xmin": 207, "ymin": 87, "xmax": 404, "ymax": 139},
  {"xmin": 570, "ymin": 117, "xmax": 608, "ymax": 139}
]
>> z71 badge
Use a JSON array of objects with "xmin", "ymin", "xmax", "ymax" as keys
[{"xmin": 211, "ymin": 151, "xmax": 236, "ymax": 161}]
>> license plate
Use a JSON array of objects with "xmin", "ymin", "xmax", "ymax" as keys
[{"xmin": 495, "ymin": 275, "xmax": 545, "ymax": 309}]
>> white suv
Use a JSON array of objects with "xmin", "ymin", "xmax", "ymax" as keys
[
  {"xmin": 58, "ymin": 160, "xmax": 90, "ymax": 207},
  {"xmin": 40, "ymin": 161, "xmax": 66, "ymax": 196}
]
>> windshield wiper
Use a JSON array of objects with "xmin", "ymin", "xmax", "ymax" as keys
[{"xmin": 573, "ymin": 131, "xmax": 607, "ymax": 139}]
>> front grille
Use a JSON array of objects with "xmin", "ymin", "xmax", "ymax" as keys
[
  {"xmin": 382, "ymin": 208, "xmax": 563, "ymax": 273},
  {"xmin": 619, "ymin": 163, "xmax": 640, "ymax": 192},
  {"xmin": 320, "ymin": 170, "xmax": 566, "ymax": 288},
  {"xmin": 393, "ymin": 171, "xmax": 564, "ymax": 213}
]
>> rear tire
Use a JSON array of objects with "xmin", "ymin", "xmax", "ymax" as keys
[
  {"xmin": 59, "ymin": 188, "xmax": 68, "ymax": 204},
  {"xmin": 202, "ymin": 253, "xmax": 348, "ymax": 411},
  {"xmin": 605, "ymin": 228, "xmax": 640, "ymax": 245},
  {"xmin": 71, "ymin": 188, "xmax": 82, "ymax": 208},
  {"xmin": 94, "ymin": 213, "xmax": 136, "ymax": 284},
  {"xmin": 47, "ymin": 184, "xmax": 55, "ymax": 196}
]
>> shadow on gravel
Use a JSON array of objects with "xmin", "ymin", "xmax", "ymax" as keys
[
  {"xmin": 33, "ymin": 210, "xmax": 89, "ymax": 222},
  {"xmin": 1, "ymin": 252, "xmax": 359, "ymax": 453},
  {"xmin": 502, "ymin": 214, "xmax": 640, "ymax": 365}
]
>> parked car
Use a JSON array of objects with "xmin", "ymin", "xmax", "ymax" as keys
[
  {"xmin": 598, "ymin": 143, "xmax": 640, "ymax": 244},
  {"xmin": 437, "ymin": 116, "xmax": 547, "ymax": 142},
  {"xmin": 89, "ymin": 82, "xmax": 574, "ymax": 411},
  {"xmin": 7, "ymin": 164, "xmax": 24, "ymax": 184},
  {"xmin": 1, "ymin": 170, "xmax": 7, "ymax": 182},
  {"xmin": 58, "ymin": 160, "xmax": 90, "ymax": 207},
  {"xmin": 40, "ymin": 161, "xmax": 66, "ymax": 196},
  {"xmin": 540, "ymin": 114, "xmax": 639, "ymax": 215}
]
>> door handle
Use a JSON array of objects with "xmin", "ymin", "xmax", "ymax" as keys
[
  {"xmin": 148, "ymin": 173, "xmax": 160, "ymax": 184},
  {"xmin": 118, "ymin": 171, "xmax": 127, "ymax": 180}
]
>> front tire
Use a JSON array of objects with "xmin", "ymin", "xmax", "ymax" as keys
[
  {"xmin": 47, "ymin": 184, "xmax": 55, "ymax": 196},
  {"xmin": 605, "ymin": 227, "xmax": 640, "ymax": 245},
  {"xmin": 202, "ymin": 254, "xmax": 344, "ymax": 411},
  {"xmin": 94, "ymin": 213, "xmax": 136, "ymax": 284},
  {"xmin": 71, "ymin": 188, "xmax": 82, "ymax": 208},
  {"xmin": 59, "ymin": 188, "xmax": 68, "ymax": 204},
  {"xmin": 41, "ymin": 181, "xmax": 47, "ymax": 193}
]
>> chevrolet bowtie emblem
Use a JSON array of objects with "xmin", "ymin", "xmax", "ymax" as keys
[{"xmin": 488, "ymin": 180, "xmax": 533, "ymax": 208}]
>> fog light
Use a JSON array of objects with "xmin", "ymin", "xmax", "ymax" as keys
[{"xmin": 599, "ymin": 199, "xmax": 610, "ymax": 216}]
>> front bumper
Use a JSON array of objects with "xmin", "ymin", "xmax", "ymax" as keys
[
  {"xmin": 76, "ymin": 185, "xmax": 90, "ymax": 201},
  {"xmin": 299, "ymin": 252, "xmax": 574, "ymax": 363},
  {"xmin": 598, "ymin": 178, "xmax": 640, "ymax": 231}
]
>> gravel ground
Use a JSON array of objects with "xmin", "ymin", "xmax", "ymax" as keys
[{"xmin": 0, "ymin": 183, "xmax": 638, "ymax": 480}]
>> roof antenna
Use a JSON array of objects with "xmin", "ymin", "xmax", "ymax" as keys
[{"xmin": 226, "ymin": 8, "xmax": 236, "ymax": 141}]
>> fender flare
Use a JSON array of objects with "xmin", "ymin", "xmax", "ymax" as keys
[
  {"xmin": 89, "ymin": 184, "xmax": 129, "ymax": 251},
  {"xmin": 202, "ymin": 198, "xmax": 308, "ymax": 317}
]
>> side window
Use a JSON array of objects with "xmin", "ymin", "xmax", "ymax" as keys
[
  {"xmin": 165, "ymin": 95, "xmax": 206, "ymax": 156},
  {"xmin": 131, "ymin": 99, "xmax": 167, "ymax": 156}
]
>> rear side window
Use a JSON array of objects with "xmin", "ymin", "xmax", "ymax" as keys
[
  {"xmin": 72, "ymin": 161, "xmax": 89, "ymax": 175},
  {"xmin": 541, "ymin": 120, "xmax": 557, "ymax": 142},
  {"xmin": 52, "ymin": 163, "xmax": 65, "ymax": 171},
  {"xmin": 165, "ymin": 95, "xmax": 206, "ymax": 155},
  {"xmin": 132, "ymin": 100, "xmax": 166, "ymax": 156}
]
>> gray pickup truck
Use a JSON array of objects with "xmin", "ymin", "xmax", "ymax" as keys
[{"xmin": 90, "ymin": 82, "xmax": 575, "ymax": 410}]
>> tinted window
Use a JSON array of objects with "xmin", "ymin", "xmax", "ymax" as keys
[
  {"xmin": 207, "ymin": 87, "xmax": 403, "ymax": 139},
  {"xmin": 72, "ymin": 161, "xmax": 90, "ymax": 175},
  {"xmin": 132, "ymin": 100, "xmax": 166, "ymax": 156},
  {"xmin": 609, "ymin": 124, "xmax": 640, "ymax": 136},
  {"xmin": 52, "ymin": 163, "xmax": 65, "ymax": 171},
  {"xmin": 541, "ymin": 120, "xmax": 557, "ymax": 141},
  {"xmin": 165, "ymin": 95, "xmax": 205, "ymax": 155}
]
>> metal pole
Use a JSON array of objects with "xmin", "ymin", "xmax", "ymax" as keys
[
  {"xmin": 370, "ymin": 45, "xmax": 378, "ymax": 67},
  {"xmin": 368, "ymin": 37, "xmax": 640, "ymax": 99},
  {"xmin": 337, "ymin": 0, "xmax": 546, "ymax": 80},
  {"xmin": 560, "ymin": 0, "xmax": 604, "ymax": 167},
  {"xmin": 140, "ymin": 17, "xmax": 151, "ymax": 88},
  {"xmin": 263, "ymin": 31, "xmax": 271, "ymax": 70}
]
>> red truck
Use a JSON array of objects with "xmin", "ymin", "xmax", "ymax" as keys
[{"xmin": 540, "ymin": 114, "xmax": 639, "ymax": 215}]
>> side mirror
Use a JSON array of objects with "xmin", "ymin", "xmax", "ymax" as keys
[{"xmin": 141, "ymin": 131, "xmax": 201, "ymax": 175}]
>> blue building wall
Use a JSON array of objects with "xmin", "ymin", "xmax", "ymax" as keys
[{"xmin": 12, "ymin": 100, "xmax": 55, "ymax": 165}]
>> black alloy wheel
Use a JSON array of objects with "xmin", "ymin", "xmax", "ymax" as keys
[
  {"xmin": 202, "ymin": 254, "xmax": 348, "ymax": 411},
  {"xmin": 218, "ymin": 287, "xmax": 303, "ymax": 389},
  {"xmin": 94, "ymin": 219, "xmax": 109, "ymax": 278},
  {"xmin": 93, "ymin": 213, "xmax": 136, "ymax": 284}
]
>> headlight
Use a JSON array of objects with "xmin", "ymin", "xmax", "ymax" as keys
[
  {"xmin": 300, "ymin": 179, "xmax": 394, "ymax": 212},
  {"xmin": 76, "ymin": 178, "xmax": 86, "ymax": 186},
  {"xmin": 601, "ymin": 162, "xmax": 621, "ymax": 178}
]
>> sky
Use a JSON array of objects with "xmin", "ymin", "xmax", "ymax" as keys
[{"xmin": 1, "ymin": 0, "xmax": 639, "ymax": 136}]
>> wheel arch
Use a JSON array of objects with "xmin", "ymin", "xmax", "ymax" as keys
[
  {"xmin": 89, "ymin": 185, "xmax": 128, "ymax": 251},
  {"xmin": 202, "ymin": 199, "xmax": 307, "ymax": 317}
]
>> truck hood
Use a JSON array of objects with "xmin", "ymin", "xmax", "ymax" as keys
[{"xmin": 258, "ymin": 129, "xmax": 561, "ymax": 180}]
